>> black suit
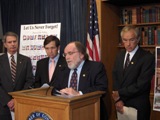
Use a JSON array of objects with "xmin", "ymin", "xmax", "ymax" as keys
[
  {"xmin": 35, "ymin": 55, "xmax": 66, "ymax": 87},
  {"xmin": 112, "ymin": 47, "xmax": 155, "ymax": 120},
  {"xmin": 0, "ymin": 53, "xmax": 34, "ymax": 120},
  {"xmin": 54, "ymin": 60, "xmax": 108, "ymax": 120},
  {"xmin": 54, "ymin": 60, "xmax": 107, "ymax": 93}
]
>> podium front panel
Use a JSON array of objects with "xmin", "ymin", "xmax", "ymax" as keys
[{"xmin": 10, "ymin": 88, "xmax": 103, "ymax": 120}]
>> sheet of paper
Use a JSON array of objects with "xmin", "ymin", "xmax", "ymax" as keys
[
  {"xmin": 55, "ymin": 90, "xmax": 76, "ymax": 98},
  {"xmin": 117, "ymin": 106, "xmax": 137, "ymax": 120},
  {"xmin": 10, "ymin": 111, "xmax": 15, "ymax": 120},
  {"xmin": 41, "ymin": 83, "xmax": 49, "ymax": 88}
]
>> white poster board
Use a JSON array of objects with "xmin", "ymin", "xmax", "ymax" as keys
[
  {"xmin": 19, "ymin": 23, "xmax": 61, "ymax": 75},
  {"xmin": 153, "ymin": 46, "xmax": 160, "ymax": 111}
]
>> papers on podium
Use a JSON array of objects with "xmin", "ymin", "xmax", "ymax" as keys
[
  {"xmin": 10, "ymin": 111, "xmax": 15, "ymax": 120},
  {"xmin": 54, "ymin": 89, "xmax": 77, "ymax": 98},
  {"xmin": 117, "ymin": 106, "xmax": 137, "ymax": 120},
  {"xmin": 41, "ymin": 83, "xmax": 50, "ymax": 88}
]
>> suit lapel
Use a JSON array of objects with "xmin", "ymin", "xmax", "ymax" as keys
[
  {"xmin": 15, "ymin": 54, "xmax": 24, "ymax": 82},
  {"xmin": 78, "ymin": 61, "xmax": 89, "ymax": 90},
  {"xmin": 51, "ymin": 56, "xmax": 65, "ymax": 82},
  {"xmin": 2, "ymin": 54, "xmax": 12, "ymax": 81},
  {"xmin": 120, "ymin": 52, "xmax": 126, "ymax": 76},
  {"xmin": 44, "ymin": 58, "xmax": 50, "ymax": 82},
  {"xmin": 117, "ymin": 51, "xmax": 126, "ymax": 85},
  {"xmin": 63, "ymin": 67, "xmax": 70, "ymax": 88},
  {"xmin": 122, "ymin": 48, "xmax": 141, "ymax": 84}
]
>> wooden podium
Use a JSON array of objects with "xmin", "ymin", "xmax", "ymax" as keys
[{"xmin": 10, "ymin": 87, "xmax": 104, "ymax": 120}]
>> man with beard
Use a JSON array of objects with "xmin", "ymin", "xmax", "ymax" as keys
[{"xmin": 53, "ymin": 41, "xmax": 108, "ymax": 120}]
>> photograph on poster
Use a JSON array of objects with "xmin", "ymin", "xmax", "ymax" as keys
[{"xmin": 154, "ymin": 47, "xmax": 160, "ymax": 111}]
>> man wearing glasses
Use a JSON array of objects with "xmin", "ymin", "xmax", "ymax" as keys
[
  {"xmin": 112, "ymin": 25, "xmax": 155, "ymax": 120},
  {"xmin": 53, "ymin": 41, "xmax": 108, "ymax": 120}
]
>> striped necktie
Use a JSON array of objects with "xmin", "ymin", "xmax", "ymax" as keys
[{"xmin": 11, "ymin": 55, "xmax": 16, "ymax": 82}]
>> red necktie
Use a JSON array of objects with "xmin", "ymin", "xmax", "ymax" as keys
[
  {"xmin": 70, "ymin": 69, "xmax": 77, "ymax": 90},
  {"xmin": 11, "ymin": 55, "xmax": 16, "ymax": 82},
  {"xmin": 124, "ymin": 53, "xmax": 130, "ymax": 70}
]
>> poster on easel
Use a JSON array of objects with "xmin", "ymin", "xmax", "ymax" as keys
[
  {"xmin": 153, "ymin": 46, "xmax": 160, "ymax": 111},
  {"xmin": 19, "ymin": 23, "xmax": 61, "ymax": 75}
]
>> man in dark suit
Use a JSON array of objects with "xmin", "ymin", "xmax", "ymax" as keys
[
  {"xmin": 53, "ymin": 41, "xmax": 108, "ymax": 120},
  {"xmin": 0, "ymin": 32, "xmax": 34, "ymax": 120},
  {"xmin": 35, "ymin": 35, "xmax": 66, "ymax": 87},
  {"xmin": 112, "ymin": 25, "xmax": 155, "ymax": 120}
]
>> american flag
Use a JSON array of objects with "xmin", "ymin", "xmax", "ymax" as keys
[{"xmin": 86, "ymin": 0, "xmax": 100, "ymax": 61}]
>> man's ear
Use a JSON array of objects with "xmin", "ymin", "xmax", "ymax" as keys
[
  {"xmin": 3, "ymin": 43, "xmax": 7, "ymax": 48},
  {"xmin": 80, "ymin": 53, "xmax": 84, "ymax": 60},
  {"xmin": 58, "ymin": 46, "xmax": 60, "ymax": 53},
  {"xmin": 137, "ymin": 36, "xmax": 140, "ymax": 43}
]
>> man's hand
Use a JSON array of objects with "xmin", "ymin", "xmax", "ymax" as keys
[
  {"xmin": 60, "ymin": 87, "xmax": 80, "ymax": 96},
  {"xmin": 112, "ymin": 91, "xmax": 124, "ymax": 114},
  {"xmin": 112, "ymin": 91, "xmax": 120, "ymax": 101},
  {"xmin": 115, "ymin": 100, "xmax": 124, "ymax": 114},
  {"xmin": 7, "ymin": 99, "xmax": 14, "ymax": 111}
]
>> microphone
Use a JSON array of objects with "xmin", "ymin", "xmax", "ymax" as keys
[
  {"xmin": 45, "ymin": 82, "xmax": 54, "ymax": 96},
  {"xmin": 51, "ymin": 87, "xmax": 61, "ymax": 96}
]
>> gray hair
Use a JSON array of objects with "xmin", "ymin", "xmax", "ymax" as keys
[
  {"xmin": 3, "ymin": 32, "xmax": 18, "ymax": 43},
  {"xmin": 120, "ymin": 25, "xmax": 140, "ymax": 41}
]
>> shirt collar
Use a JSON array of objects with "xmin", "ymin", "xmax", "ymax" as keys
[
  {"xmin": 49, "ymin": 53, "xmax": 60, "ymax": 63},
  {"xmin": 126, "ymin": 45, "xmax": 139, "ymax": 60},
  {"xmin": 7, "ymin": 52, "xmax": 17, "ymax": 59},
  {"xmin": 7, "ymin": 52, "xmax": 17, "ymax": 63}
]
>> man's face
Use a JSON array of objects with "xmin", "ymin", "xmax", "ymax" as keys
[
  {"xmin": 44, "ymin": 41, "xmax": 59, "ymax": 59},
  {"xmin": 122, "ymin": 29, "xmax": 139, "ymax": 52},
  {"xmin": 64, "ymin": 43, "xmax": 84, "ymax": 70},
  {"xmin": 4, "ymin": 36, "xmax": 18, "ymax": 54}
]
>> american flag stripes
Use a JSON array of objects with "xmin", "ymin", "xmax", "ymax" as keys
[{"xmin": 86, "ymin": 0, "xmax": 100, "ymax": 61}]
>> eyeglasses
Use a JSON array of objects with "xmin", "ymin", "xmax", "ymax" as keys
[
  {"xmin": 122, "ymin": 38, "xmax": 137, "ymax": 43},
  {"xmin": 63, "ymin": 51, "xmax": 79, "ymax": 57}
]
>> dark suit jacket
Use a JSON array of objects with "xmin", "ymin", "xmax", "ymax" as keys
[
  {"xmin": 35, "ymin": 55, "xmax": 66, "ymax": 87},
  {"xmin": 54, "ymin": 60, "xmax": 108, "ymax": 93},
  {"xmin": 0, "ymin": 53, "xmax": 34, "ymax": 119},
  {"xmin": 112, "ymin": 47, "xmax": 155, "ymax": 120},
  {"xmin": 54, "ymin": 60, "xmax": 108, "ymax": 120}
]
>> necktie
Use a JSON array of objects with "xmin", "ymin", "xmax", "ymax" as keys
[
  {"xmin": 49, "ymin": 59, "xmax": 55, "ymax": 81},
  {"xmin": 11, "ymin": 55, "xmax": 16, "ymax": 82},
  {"xmin": 124, "ymin": 53, "xmax": 130, "ymax": 70},
  {"xmin": 70, "ymin": 69, "xmax": 77, "ymax": 90}
]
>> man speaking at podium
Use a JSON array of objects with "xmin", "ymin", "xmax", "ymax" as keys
[{"xmin": 53, "ymin": 41, "xmax": 108, "ymax": 120}]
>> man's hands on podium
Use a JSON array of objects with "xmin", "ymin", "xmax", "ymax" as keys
[{"xmin": 60, "ymin": 87, "xmax": 80, "ymax": 96}]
